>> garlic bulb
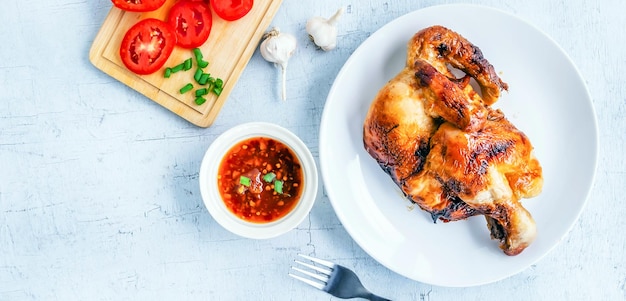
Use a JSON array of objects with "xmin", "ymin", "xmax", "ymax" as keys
[
  {"xmin": 306, "ymin": 7, "xmax": 344, "ymax": 51},
  {"xmin": 259, "ymin": 27, "xmax": 297, "ymax": 101}
]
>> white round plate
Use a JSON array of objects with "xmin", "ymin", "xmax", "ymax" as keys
[{"xmin": 319, "ymin": 4, "xmax": 598, "ymax": 287}]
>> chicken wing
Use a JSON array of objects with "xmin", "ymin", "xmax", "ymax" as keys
[{"xmin": 407, "ymin": 25, "xmax": 508, "ymax": 105}]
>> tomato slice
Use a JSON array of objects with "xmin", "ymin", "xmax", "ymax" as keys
[
  {"xmin": 210, "ymin": 0, "xmax": 253, "ymax": 21},
  {"xmin": 119, "ymin": 18, "xmax": 176, "ymax": 75},
  {"xmin": 111, "ymin": 0, "xmax": 167, "ymax": 12},
  {"xmin": 168, "ymin": 1, "xmax": 213, "ymax": 49}
]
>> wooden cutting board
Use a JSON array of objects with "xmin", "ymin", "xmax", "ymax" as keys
[{"xmin": 89, "ymin": 0, "xmax": 283, "ymax": 127}]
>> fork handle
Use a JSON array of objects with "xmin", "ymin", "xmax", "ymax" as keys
[{"xmin": 363, "ymin": 293, "xmax": 391, "ymax": 301}]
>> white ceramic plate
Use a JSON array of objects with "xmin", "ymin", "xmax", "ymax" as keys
[{"xmin": 319, "ymin": 4, "xmax": 598, "ymax": 287}]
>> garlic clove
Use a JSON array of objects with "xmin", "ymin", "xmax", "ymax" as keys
[
  {"xmin": 306, "ymin": 7, "xmax": 344, "ymax": 51},
  {"xmin": 259, "ymin": 27, "xmax": 297, "ymax": 101},
  {"xmin": 260, "ymin": 27, "xmax": 296, "ymax": 66}
]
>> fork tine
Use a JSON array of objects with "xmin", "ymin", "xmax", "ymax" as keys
[
  {"xmin": 297, "ymin": 253, "xmax": 334, "ymax": 268},
  {"xmin": 288, "ymin": 272, "xmax": 325, "ymax": 290},
  {"xmin": 294, "ymin": 260, "xmax": 332, "ymax": 275},
  {"xmin": 290, "ymin": 266, "xmax": 328, "ymax": 282},
  {"xmin": 291, "ymin": 254, "xmax": 392, "ymax": 300},
  {"xmin": 290, "ymin": 254, "xmax": 335, "ymax": 291}
]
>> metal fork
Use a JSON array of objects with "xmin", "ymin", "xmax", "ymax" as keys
[{"xmin": 289, "ymin": 254, "xmax": 391, "ymax": 301}]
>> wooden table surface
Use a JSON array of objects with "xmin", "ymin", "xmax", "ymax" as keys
[{"xmin": 1, "ymin": 0, "xmax": 624, "ymax": 300}]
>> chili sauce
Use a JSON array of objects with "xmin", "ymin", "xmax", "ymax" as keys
[{"xmin": 217, "ymin": 137, "xmax": 303, "ymax": 223}]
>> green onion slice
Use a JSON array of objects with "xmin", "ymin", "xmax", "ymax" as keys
[
  {"xmin": 214, "ymin": 78, "xmax": 224, "ymax": 88},
  {"xmin": 262, "ymin": 172, "xmax": 276, "ymax": 183},
  {"xmin": 195, "ymin": 88, "xmax": 208, "ymax": 97},
  {"xmin": 183, "ymin": 58, "xmax": 193, "ymax": 71},
  {"xmin": 197, "ymin": 60, "xmax": 209, "ymax": 68},
  {"xmin": 193, "ymin": 48, "xmax": 203, "ymax": 61},
  {"xmin": 193, "ymin": 48, "xmax": 209, "ymax": 68},
  {"xmin": 171, "ymin": 63, "xmax": 184, "ymax": 73},
  {"xmin": 274, "ymin": 180, "xmax": 283, "ymax": 194},
  {"xmin": 179, "ymin": 83, "xmax": 194, "ymax": 94},
  {"xmin": 194, "ymin": 68, "xmax": 203, "ymax": 83},
  {"xmin": 198, "ymin": 73, "xmax": 210, "ymax": 85},
  {"xmin": 240, "ymin": 176, "xmax": 251, "ymax": 187},
  {"xmin": 212, "ymin": 86, "xmax": 223, "ymax": 96},
  {"xmin": 194, "ymin": 96, "xmax": 207, "ymax": 105}
]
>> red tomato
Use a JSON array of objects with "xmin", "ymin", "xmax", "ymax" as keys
[
  {"xmin": 111, "ymin": 0, "xmax": 166, "ymax": 12},
  {"xmin": 210, "ymin": 0, "xmax": 253, "ymax": 21},
  {"xmin": 168, "ymin": 1, "xmax": 213, "ymax": 49},
  {"xmin": 119, "ymin": 18, "xmax": 176, "ymax": 75}
]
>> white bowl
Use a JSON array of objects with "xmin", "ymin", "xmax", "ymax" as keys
[{"xmin": 199, "ymin": 122, "xmax": 318, "ymax": 239}]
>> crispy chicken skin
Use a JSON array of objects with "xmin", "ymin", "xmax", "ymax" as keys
[
  {"xmin": 403, "ymin": 112, "xmax": 543, "ymax": 255},
  {"xmin": 363, "ymin": 67, "xmax": 437, "ymax": 184},
  {"xmin": 363, "ymin": 25, "xmax": 543, "ymax": 255},
  {"xmin": 407, "ymin": 25, "xmax": 508, "ymax": 105}
]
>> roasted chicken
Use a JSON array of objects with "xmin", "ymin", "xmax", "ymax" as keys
[{"xmin": 363, "ymin": 25, "xmax": 543, "ymax": 255}]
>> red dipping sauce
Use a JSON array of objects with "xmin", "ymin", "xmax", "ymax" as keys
[{"xmin": 217, "ymin": 137, "xmax": 303, "ymax": 223}]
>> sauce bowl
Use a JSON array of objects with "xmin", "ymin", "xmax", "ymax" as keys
[{"xmin": 199, "ymin": 122, "xmax": 318, "ymax": 239}]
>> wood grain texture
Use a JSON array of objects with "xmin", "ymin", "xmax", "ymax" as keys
[
  {"xmin": 89, "ymin": 0, "xmax": 283, "ymax": 127},
  {"xmin": 0, "ymin": 0, "xmax": 625, "ymax": 300}
]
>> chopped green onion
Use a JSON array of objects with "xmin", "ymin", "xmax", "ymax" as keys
[
  {"xmin": 193, "ymin": 48, "xmax": 209, "ymax": 68},
  {"xmin": 194, "ymin": 96, "xmax": 206, "ymax": 105},
  {"xmin": 179, "ymin": 83, "xmax": 193, "ymax": 94},
  {"xmin": 240, "ymin": 176, "xmax": 251, "ymax": 187},
  {"xmin": 214, "ymin": 78, "xmax": 224, "ymax": 88},
  {"xmin": 198, "ymin": 73, "xmax": 210, "ymax": 85},
  {"xmin": 274, "ymin": 180, "xmax": 283, "ymax": 194},
  {"xmin": 183, "ymin": 58, "xmax": 193, "ymax": 71},
  {"xmin": 195, "ymin": 88, "xmax": 208, "ymax": 97},
  {"xmin": 194, "ymin": 68, "xmax": 203, "ymax": 83},
  {"xmin": 171, "ymin": 63, "xmax": 185, "ymax": 73},
  {"xmin": 197, "ymin": 60, "xmax": 209, "ymax": 68},
  {"xmin": 212, "ymin": 86, "xmax": 223, "ymax": 96},
  {"xmin": 162, "ymin": 49, "xmax": 224, "ymax": 106},
  {"xmin": 195, "ymin": 49, "xmax": 209, "ymax": 68},
  {"xmin": 262, "ymin": 172, "xmax": 276, "ymax": 183},
  {"xmin": 193, "ymin": 48, "xmax": 203, "ymax": 61}
]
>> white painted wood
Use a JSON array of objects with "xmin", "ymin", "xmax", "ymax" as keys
[{"xmin": 0, "ymin": 0, "xmax": 624, "ymax": 300}]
